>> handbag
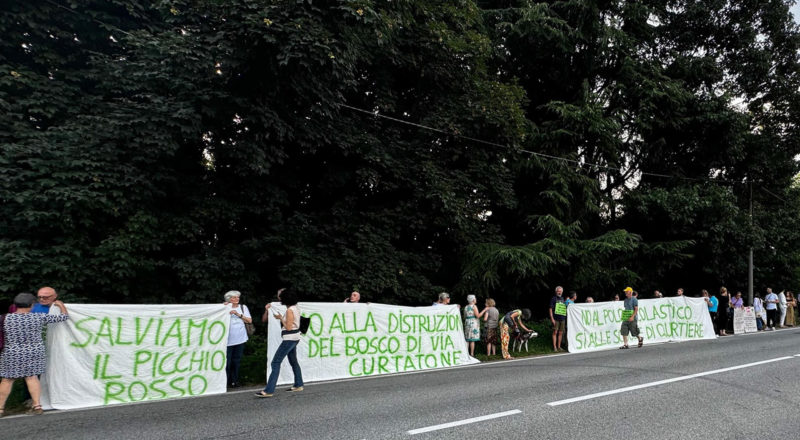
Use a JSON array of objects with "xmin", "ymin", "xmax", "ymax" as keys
[{"xmin": 242, "ymin": 305, "xmax": 256, "ymax": 337}]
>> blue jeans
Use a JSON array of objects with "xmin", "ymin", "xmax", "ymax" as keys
[
  {"xmin": 263, "ymin": 340, "xmax": 303, "ymax": 393},
  {"xmin": 226, "ymin": 343, "xmax": 245, "ymax": 385}
]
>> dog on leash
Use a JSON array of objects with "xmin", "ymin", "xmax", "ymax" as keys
[{"xmin": 512, "ymin": 330, "xmax": 538, "ymax": 352}]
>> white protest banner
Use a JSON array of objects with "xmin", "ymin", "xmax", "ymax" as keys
[
  {"xmin": 40, "ymin": 304, "xmax": 230, "ymax": 410},
  {"xmin": 266, "ymin": 303, "xmax": 478, "ymax": 385},
  {"xmin": 566, "ymin": 297, "xmax": 716, "ymax": 353},
  {"xmin": 733, "ymin": 307, "xmax": 758, "ymax": 334}
]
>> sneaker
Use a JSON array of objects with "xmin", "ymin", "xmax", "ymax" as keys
[{"xmin": 287, "ymin": 386, "xmax": 304, "ymax": 392}]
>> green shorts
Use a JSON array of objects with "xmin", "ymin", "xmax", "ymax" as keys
[{"xmin": 553, "ymin": 320, "xmax": 566, "ymax": 332}]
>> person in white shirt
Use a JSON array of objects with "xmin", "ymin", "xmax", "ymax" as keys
[
  {"xmin": 753, "ymin": 293, "xmax": 765, "ymax": 331},
  {"xmin": 778, "ymin": 290, "xmax": 788, "ymax": 327},
  {"xmin": 224, "ymin": 290, "xmax": 252, "ymax": 388},
  {"xmin": 764, "ymin": 288, "xmax": 780, "ymax": 330}
]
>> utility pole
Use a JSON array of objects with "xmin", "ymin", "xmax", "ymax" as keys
[{"xmin": 748, "ymin": 181, "xmax": 753, "ymax": 306}]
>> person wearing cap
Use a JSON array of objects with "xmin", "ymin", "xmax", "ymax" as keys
[
  {"xmin": 619, "ymin": 287, "xmax": 643, "ymax": 349},
  {"xmin": 433, "ymin": 292, "xmax": 450, "ymax": 306},
  {"xmin": 548, "ymin": 286, "xmax": 567, "ymax": 352}
]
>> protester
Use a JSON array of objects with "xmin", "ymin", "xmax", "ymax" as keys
[
  {"xmin": 256, "ymin": 289, "xmax": 304, "ymax": 397},
  {"xmin": 482, "ymin": 299, "xmax": 499, "ymax": 356},
  {"xmin": 676, "ymin": 288, "xmax": 684, "ymax": 296},
  {"xmin": 433, "ymin": 292, "xmax": 450, "ymax": 306},
  {"xmin": 32, "ymin": 287, "xmax": 59, "ymax": 314},
  {"xmin": 548, "ymin": 286, "xmax": 567, "ymax": 352},
  {"xmin": 785, "ymin": 291, "xmax": 796, "ymax": 327},
  {"xmin": 613, "ymin": 294, "xmax": 620, "ymax": 301},
  {"xmin": 753, "ymin": 293, "xmax": 765, "ymax": 331},
  {"xmin": 500, "ymin": 309, "xmax": 532, "ymax": 360},
  {"xmin": 765, "ymin": 288, "xmax": 779, "ymax": 330},
  {"xmin": 0, "ymin": 293, "xmax": 69, "ymax": 416},
  {"xmin": 585, "ymin": 297, "xmax": 594, "ymax": 303},
  {"xmin": 702, "ymin": 290, "xmax": 718, "ymax": 333},
  {"xmin": 224, "ymin": 290, "xmax": 252, "ymax": 389},
  {"xmin": 653, "ymin": 290, "xmax": 663, "ymax": 298},
  {"xmin": 731, "ymin": 291, "xmax": 744, "ymax": 309},
  {"xmin": 565, "ymin": 291, "xmax": 578, "ymax": 307},
  {"xmin": 778, "ymin": 290, "xmax": 787, "ymax": 327},
  {"xmin": 344, "ymin": 291, "xmax": 361, "ymax": 303},
  {"xmin": 716, "ymin": 287, "xmax": 730, "ymax": 336},
  {"xmin": 463, "ymin": 295, "xmax": 487, "ymax": 357},
  {"xmin": 618, "ymin": 287, "xmax": 643, "ymax": 349}
]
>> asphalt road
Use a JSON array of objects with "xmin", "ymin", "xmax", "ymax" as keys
[{"xmin": 3, "ymin": 328, "xmax": 799, "ymax": 439}]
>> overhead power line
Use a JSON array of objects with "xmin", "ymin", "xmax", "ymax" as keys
[{"xmin": 339, "ymin": 103, "xmax": 741, "ymax": 186}]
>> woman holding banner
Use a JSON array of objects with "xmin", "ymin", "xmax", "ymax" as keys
[
  {"xmin": 731, "ymin": 292, "xmax": 744, "ymax": 309},
  {"xmin": 0, "ymin": 293, "xmax": 69, "ymax": 416},
  {"xmin": 463, "ymin": 295, "xmax": 487, "ymax": 357},
  {"xmin": 256, "ymin": 289, "xmax": 304, "ymax": 398},
  {"xmin": 224, "ymin": 290, "xmax": 252, "ymax": 389}
]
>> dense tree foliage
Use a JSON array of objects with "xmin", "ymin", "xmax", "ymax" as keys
[{"xmin": 2, "ymin": 1, "xmax": 799, "ymax": 312}]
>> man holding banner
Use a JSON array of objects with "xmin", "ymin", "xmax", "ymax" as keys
[{"xmin": 620, "ymin": 287, "xmax": 643, "ymax": 349}]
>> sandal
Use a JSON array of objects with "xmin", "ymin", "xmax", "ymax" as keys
[
  {"xmin": 619, "ymin": 345, "xmax": 629, "ymax": 349},
  {"xmin": 255, "ymin": 391, "xmax": 274, "ymax": 398},
  {"xmin": 638, "ymin": 337, "xmax": 644, "ymax": 348},
  {"xmin": 29, "ymin": 405, "xmax": 43, "ymax": 415}
]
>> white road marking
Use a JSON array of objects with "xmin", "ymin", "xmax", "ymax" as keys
[
  {"xmin": 407, "ymin": 409, "xmax": 522, "ymax": 435},
  {"xmin": 547, "ymin": 356, "xmax": 795, "ymax": 407}
]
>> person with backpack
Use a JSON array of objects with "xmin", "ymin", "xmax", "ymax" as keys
[{"xmin": 256, "ymin": 288, "xmax": 304, "ymax": 398}]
